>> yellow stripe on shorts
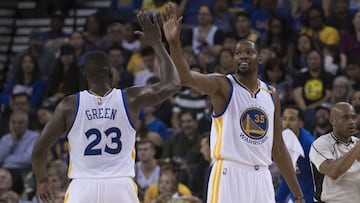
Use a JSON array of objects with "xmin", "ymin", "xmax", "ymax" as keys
[{"xmin": 210, "ymin": 160, "xmax": 223, "ymax": 203}]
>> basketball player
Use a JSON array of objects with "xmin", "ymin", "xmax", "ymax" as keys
[
  {"xmin": 31, "ymin": 11, "xmax": 181, "ymax": 203},
  {"xmin": 161, "ymin": 3, "xmax": 305, "ymax": 203}
]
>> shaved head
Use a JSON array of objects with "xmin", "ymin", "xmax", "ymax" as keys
[
  {"xmin": 84, "ymin": 51, "xmax": 112, "ymax": 82},
  {"xmin": 330, "ymin": 102, "xmax": 354, "ymax": 120},
  {"xmin": 330, "ymin": 102, "xmax": 357, "ymax": 138}
]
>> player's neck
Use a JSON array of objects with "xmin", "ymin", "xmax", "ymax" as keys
[
  {"xmin": 235, "ymin": 74, "xmax": 258, "ymax": 92},
  {"xmin": 88, "ymin": 85, "xmax": 112, "ymax": 97}
]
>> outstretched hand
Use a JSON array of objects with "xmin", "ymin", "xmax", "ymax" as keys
[
  {"xmin": 161, "ymin": 2, "xmax": 183, "ymax": 44},
  {"xmin": 36, "ymin": 179, "xmax": 54, "ymax": 203},
  {"xmin": 135, "ymin": 11, "xmax": 162, "ymax": 46}
]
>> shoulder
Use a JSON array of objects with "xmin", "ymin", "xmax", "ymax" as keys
[
  {"xmin": 27, "ymin": 130, "xmax": 40, "ymax": 137},
  {"xmin": 312, "ymin": 133, "xmax": 332, "ymax": 147},
  {"xmin": 55, "ymin": 94, "xmax": 78, "ymax": 116}
]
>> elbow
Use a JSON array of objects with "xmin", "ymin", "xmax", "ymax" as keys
[
  {"xmin": 327, "ymin": 171, "xmax": 341, "ymax": 180},
  {"xmin": 31, "ymin": 145, "xmax": 44, "ymax": 161}
]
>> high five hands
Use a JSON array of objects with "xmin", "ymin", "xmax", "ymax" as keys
[{"xmin": 135, "ymin": 11, "xmax": 162, "ymax": 46}]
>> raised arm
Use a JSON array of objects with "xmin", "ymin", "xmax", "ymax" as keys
[
  {"xmin": 271, "ymin": 91, "xmax": 305, "ymax": 203},
  {"xmin": 161, "ymin": 2, "xmax": 225, "ymax": 97},
  {"xmin": 126, "ymin": 11, "xmax": 181, "ymax": 121},
  {"xmin": 32, "ymin": 95, "xmax": 76, "ymax": 203}
]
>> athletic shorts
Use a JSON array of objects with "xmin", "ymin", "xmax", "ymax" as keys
[
  {"xmin": 65, "ymin": 177, "xmax": 139, "ymax": 203},
  {"xmin": 206, "ymin": 160, "xmax": 275, "ymax": 203}
]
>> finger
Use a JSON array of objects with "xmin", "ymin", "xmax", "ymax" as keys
[
  {"xmin": 160, "ymin": 11, "xmax": 165, "ymax": 24},
  {"xmin": 140, "ymin": 12, "xmax": 153, "ymax": 30},
  {"xmin": 137, "ymin": 11, "xmax": 145, "ymax": 29},
  {"xmin": 134, "ymin": 30, "xmax": 144, "ymax": 38},
  {"xmin": 36, "ymin": 196, "xmax": 41, "ymax": 203},
  {"xmin": 170, "ymin": 2, "xmax": 176, "ymax": 19},
  {"xmin": 155, "ymin": 13, "xmax": 162, "ymax": 31},
  {"xmin": 165, "ymin": 3, "xmax": 170, "ymax": 21}
]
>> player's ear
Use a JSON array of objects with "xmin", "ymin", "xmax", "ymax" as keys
[{"xmin": 259, "ymin": 56, "xmax": 263, "ymax": 64}]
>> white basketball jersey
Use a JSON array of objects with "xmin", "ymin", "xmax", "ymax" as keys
[
  {"xmin": 210, "ymin": 75, "xmax": 275, "ymax": 166},
  {"xmin": 67, "ymin": 89, "xmax": 136, "ymax": 178}
]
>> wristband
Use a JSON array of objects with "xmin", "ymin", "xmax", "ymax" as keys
[{"xmin": 294, "ymin": 196, "xmax": 304, "ymax": 200}]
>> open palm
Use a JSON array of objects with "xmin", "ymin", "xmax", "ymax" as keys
[
  {"xmin": 161, "ymin": 2, "xmax": 182, "ymax": 43},
  {"xmin": 135, "ymin": 11, "xmax": 162, "ymax": 46}
]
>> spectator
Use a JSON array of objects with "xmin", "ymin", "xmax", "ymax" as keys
[
  {"xmin": 251, "ymin": 0, "xmax": 292, "ymax": 34},
  {"xmin": 135, "ymin": 140, "xmax": 160, "ymax": 201},
  {"xmin": 323, "ymin": 45, "xmax": 342, "ymax": 75},
  {"xmin": 0, "ymin": 111, "xmax": 38, "ymax": 175},
  {"xmin": 163, "ymin": 111, "xmax": 207, "ymax": 197},
  {"xmin": 42, "ymin": 11, "xmax": 70, "ymax": 51},
  {"xmin": 292, "ymin": 49, "xmax": 334, "ymax": 110},
  {"xmin": 309, "ymin": 102, "xmax": 360, "ymax": 203},
  {"xmin": 262, "ymin": 57, "xmax": 293, "ymax": 106},
  {"xmin": 1, "ymin": 53, "xmax": 46, "ymax": 109},
  {"xmin": 108, "ymin": 46, "xmax": 134, "ymax": 89},
  {"xmin": 8, "ymin": 29, "xmax": 56, "ymax": 81},
  {"xmin": 233, "ymin": 11, "xmax": 261, "ymax": 43},
  {"xmin": 181, "ymin": 0, "xmax": 215, "ymax": 26},
  {"xmin": 228, "ymin": 0, "xmax": 253, "ymax": 16},
  {"xmin": 291, "ymin": 33, "xmax": 316, "ymax": 74},
  {"xmin": 134, "ymin": 47, "xmax": 157, "ymax": 86},
  {"xmin": 122, "ymin": 22, "xmax": 141, "ymax": 53},
  {"xmin": 300, "ymin": 6, "xmax": 340, "ymax": 49},
  {"xmin": 326, "ymin": 0, "xmax": 354, "ymax": 32},
  {"xmin": 139, "ymin": 105, "xmax": 169, "ymax": 149},
  {"xmin": 212, "ymin": 0, "xmax": 234, "ymax": 33},
  {"xmin": 313, "ymin": 103, "xmax": 332, "ymax": 138},
  {"xmin": 44, "ymin": 44, "xmax": 81, "ymax": 107},
  {"xmin": 0, "ymin": 168, "xmax": 12, "ymax": 197},
  {"xmin": 214, "ymin": 48, "xmax": 234, "ymax": 75},
  {"xmin": 145, "ymin": 76, "xmax": 174, "ymax": 128},
  {"xmin": 330, "ymin": 76, "xmax": 353, "ymax": 105},
  {"xmin": 351, "ymin": 90, "xmax": 360, "ymax": 107},
  {"xmin": 83, "ymin": 14, "xmax": 105, "ymax": 49},
  {"xmin": 276, "ymin": 106, "xmax": 315, "ymax": 203},
  {"xmin": 0, "ymin": 93, "xmax": 38, "ymax": 137},
  {"xmin": 144, "ymin": 159, "xmax": 191, "ymax": 203},
  {"xmin": 183, "ymin": 5, "xmax": 224, "ymax": 57},
  {"xmin": 259, "ymin": 13, "xmax": 294, "ymax": 65},
  {"xmin": 339, "ymin": 10, "xmax": 360, "ymax": 67},
  {"xmin": 69, "ymin": 31, "xmax": 94, "ymax": 66},
  {"xmin": 345, "ymin": 58, "xmax": 360, "ymax": 90}
]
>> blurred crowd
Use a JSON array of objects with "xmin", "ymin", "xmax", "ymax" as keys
[{"xmin": 0, "ymin": 0, "xmax": 360, "ymax": 202}]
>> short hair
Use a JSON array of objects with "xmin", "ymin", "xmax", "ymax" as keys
[
  {"xmin": 107, "ymin": 46, "xmax": 124, "ymax": 54},
  {"xmin": 236, "ymin": 11, "xmax": 251, "ymax": 21},
  {"xmin": 136, "ymin": 139, "xmax": 156, "ymax": 149},
  {"xmin": 262, "ymin": 57, "xmax": 286, "ymax": 82},
  {"xmin": 235, "ymin": 39, "xmax": 259, "ymax": 53},
  {"xmin": 84, "ymin": 51, "xmax": 111, "ymax": 79},
  {"xmin": 282, "ymin": 105, "xmax": 304, "ymax": 121},
  {"xmin": 11, "ymin": 92, "xmax": 30, "ymax": 100}
]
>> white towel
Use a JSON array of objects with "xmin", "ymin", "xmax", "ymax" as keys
[{"xmin": 282, "ymin": 129, "xmax": 305, "ymax": 170}]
